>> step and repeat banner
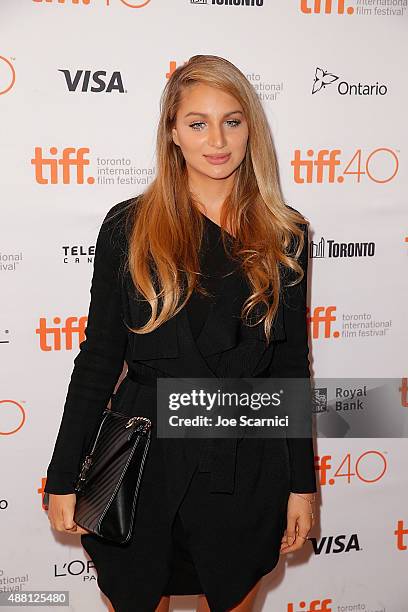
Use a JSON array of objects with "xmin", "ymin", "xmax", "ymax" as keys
[{"xmin": 1, "ymin": 1, "xmax": 407, "ymax": 611}]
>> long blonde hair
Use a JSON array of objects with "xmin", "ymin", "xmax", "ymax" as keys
[{"xmin": 120, "ymin": 54, "xmax": 308, "ymax": 344}]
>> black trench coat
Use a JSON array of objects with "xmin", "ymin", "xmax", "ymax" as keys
[{"xmin": 43, "ymin": 197, "xmax": 317, "ymax": 612}]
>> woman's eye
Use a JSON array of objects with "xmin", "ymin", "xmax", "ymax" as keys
[
  {"xmin": 189, "ymin": 119, "xmax": 242, "ymax": 131},
  {"xmin": 190, "ymin": 122, "xmax": 206, "ymax": 130}
]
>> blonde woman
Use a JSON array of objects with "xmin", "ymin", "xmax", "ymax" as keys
[{"xmin": 44, "ymin": 55, "xmax": 317, "ymax": 612}]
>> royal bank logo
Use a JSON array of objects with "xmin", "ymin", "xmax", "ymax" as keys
[
  {"xmin": 312, "ymin": 387, "xmax": 328, "ymax": 413},
  {"xmin": 312, "ymin": 67, "xmax": 388, "ymax": 96}
]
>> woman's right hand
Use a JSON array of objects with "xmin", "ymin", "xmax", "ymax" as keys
[{"xmin": 45, "ymin": 493, "xmax": 91, "ymax": 536}]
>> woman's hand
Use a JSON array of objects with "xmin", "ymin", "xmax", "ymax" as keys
[
  {"xmin": 44, "ymin": 493, "xmax": 91, "ymax": 536},
  {"xmin": 280, "ymin": 492, "xmax": 316, "ymax": 554}
]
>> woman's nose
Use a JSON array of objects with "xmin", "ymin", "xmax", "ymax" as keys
[{"xmin": 207, "ymin": 125, "xmax": 227, "ymax": 149}]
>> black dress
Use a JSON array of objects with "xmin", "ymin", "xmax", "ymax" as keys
[
  {"xmin": 163, "ymin": 214, "xmax": 242, "ymax": 596},
  {"xmin": 43, "ymin": 197, "xmax": 317, "ymax": 612}
]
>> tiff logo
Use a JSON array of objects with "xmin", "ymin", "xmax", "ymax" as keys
[
  {"xmin": 36, "ymin": 316, "xmax": 87, "ymax": 351},
  {"xmin": 308, "ymin": 306, "xmax": 338, "ymax": 339},
  {"xmin": 300, "ymin": 0, "xmax": 354, "ymax": 14},
  {"xmin": 292, "ymin": 148, "xmax": 398, "ymax": 185},
  {"xmin": 400, "ymin": 378, "xmax": 408, "ymax": 408},
  {"xmin": 292, "ymin": 150, "xmax": 341, "ymax": 184},
  {"xmin": 395, "ymin": 520, "xmax": 408, "ymax": 551},
  {"xmin": 31, "ymin": 147, "xmax": 93, "ymax": 184},
  {"xmin": 287, "ymin": 599, "xmax": 332, "ymax": 611}
]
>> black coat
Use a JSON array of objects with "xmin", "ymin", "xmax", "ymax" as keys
[{"xmin": 44, "ymin": 198, "xmax": 316, "ymax": 612}]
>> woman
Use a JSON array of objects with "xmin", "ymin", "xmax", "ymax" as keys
[{"xmin": 44, "ymin": 54, "xmax": 317, "ymax": 612}]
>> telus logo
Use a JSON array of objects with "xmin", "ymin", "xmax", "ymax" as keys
[{"xmin": 59, "ymin": 69, "xmax": 125, "ymax": 93}]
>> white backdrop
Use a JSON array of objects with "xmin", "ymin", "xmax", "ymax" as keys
[{"xmin": 1, "ymin": 1, "xmax": 407, "ymax": 611}]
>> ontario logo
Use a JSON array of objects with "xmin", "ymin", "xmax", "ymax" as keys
[{"xmin": 312, "ymin": 67, "xmax": 388, "ymax": 95}]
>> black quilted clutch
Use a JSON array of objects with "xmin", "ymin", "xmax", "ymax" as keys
[{"xmin": 73, "ymin": 408, "xmax": 152, "ymax": 544}]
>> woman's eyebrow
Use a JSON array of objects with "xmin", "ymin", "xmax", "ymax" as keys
[{"xmin": 184, "ymin": 110, "xmax": 243, "ymax": 118}]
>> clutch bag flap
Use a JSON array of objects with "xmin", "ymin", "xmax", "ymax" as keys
[{"xmin": 73, "ymin": 408, "xmax": 151, "ymax": 543}]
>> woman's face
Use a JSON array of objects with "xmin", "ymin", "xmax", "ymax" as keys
[{"xmin": 171, "ymin": 83, "xmax": 249, "ymax": 182}]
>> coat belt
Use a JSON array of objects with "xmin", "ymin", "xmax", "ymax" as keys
[{"xmin": 126, "ymin": 368, "xmax": 252, "ymax": 494}]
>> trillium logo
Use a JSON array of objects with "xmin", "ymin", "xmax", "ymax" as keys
[
  {"xmin": 312, "ymin": 67, "xmax": 339, "ymax": 94},
  {"xmin": 312, "ymin": 67, "xmax": 388, "ymax": 96}
]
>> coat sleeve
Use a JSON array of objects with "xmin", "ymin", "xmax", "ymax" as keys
[
  {"xmin": 268, "ymin": 222, "xmax": 317, "ymax": 493},
  {"xmin": 43, "ymin": 202, "xmax": 129, "ymax": 495}
]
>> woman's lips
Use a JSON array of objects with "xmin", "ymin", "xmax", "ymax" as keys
[{"xmin": 204, "ymin": 153, "xmax": 231, "ymax": 165}]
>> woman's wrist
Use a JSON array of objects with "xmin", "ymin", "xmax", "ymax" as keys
[
  {"xmin": 291, "ymin": 492, "xmax": 316, "ymax": 502},
  {"xmin": 290, "ymin": 492, "xmax": 317, "ymax": 519}
]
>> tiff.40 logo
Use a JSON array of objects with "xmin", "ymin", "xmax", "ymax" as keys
[
  {"xmin": 291, "ymin": 148, "xmax": 399, "ymax": 184},
  {"xmin": 316, "ymin": 451, "xmax": 387, "ymax": 487}
]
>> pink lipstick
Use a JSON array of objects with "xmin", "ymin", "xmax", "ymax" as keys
[{"xmin": 204, "ymin": 153, "xmax": 231, "ymax": 165}]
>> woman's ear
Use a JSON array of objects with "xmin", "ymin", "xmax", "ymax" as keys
[{"xmin": 172, "ymin": 127, "xmax": 180, "ymax": 147}]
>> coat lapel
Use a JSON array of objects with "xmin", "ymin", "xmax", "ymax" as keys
[
  {"xmin": 127, "ymin": 271, "xmax": 286, "ymax": 377},
  {"xmin": 125, "ymin": 269, "xmax": 287, "ymax": 495}
]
